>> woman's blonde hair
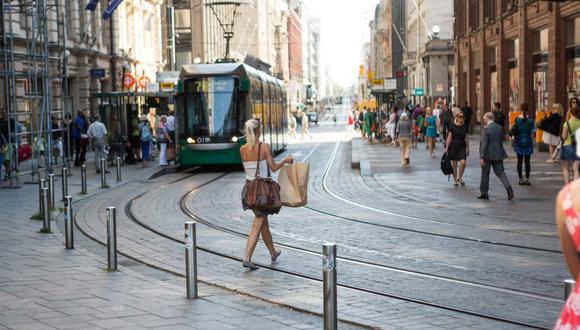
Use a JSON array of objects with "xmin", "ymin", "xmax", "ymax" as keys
[
  {"xmin": 426, "ymin": 107, "xmax": 433, "ymax": 116},
  {"xmin": 552, "ymin": 103, "xmax": 563, "ymax": 116},
  {"xmin": 244, "ymin": 119, "xmax": 260, "ymax": 148}
]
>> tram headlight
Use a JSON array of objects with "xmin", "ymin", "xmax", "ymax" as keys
[
  {"xmin": 187, "ymin": 137, "xmax": 194, "ymax": 144},
  {"xmin": 231, "ymin": 136, "xmax": 238, "ymax": 143}
]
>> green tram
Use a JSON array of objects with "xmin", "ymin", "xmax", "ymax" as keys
[{"xmin": 176, "ymin": 63, "xmax": 287, "ymax": 166}]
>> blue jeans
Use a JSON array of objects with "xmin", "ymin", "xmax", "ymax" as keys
[{"xmin": 141, "ymin": 140, "xmax": 151, "ymax": 161}]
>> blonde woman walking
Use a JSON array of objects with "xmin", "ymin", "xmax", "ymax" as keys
[
  {"xmin": 396, "ymin": 113, "xmax": 412, "ymax": 166},
  {"xmin": 240, "ymin": 119, "xmax": 293, "ymax": 270}
]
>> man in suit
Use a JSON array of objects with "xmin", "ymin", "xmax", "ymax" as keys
[{"xmin": 479, "ymin": 112, "xmax": 514, "ymax": 200}]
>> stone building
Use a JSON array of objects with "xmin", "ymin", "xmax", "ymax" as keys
[{"xmin": 455, "ymin": 0, "xmax": 580, "ymax": 125}]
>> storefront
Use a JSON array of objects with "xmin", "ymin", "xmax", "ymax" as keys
[
  {"xmin": 567, "ymin": 17, "xmax": 580, "ymax": 101},
  {"xmin": 533, "ymin": 29, "xmax": 549, "ymax": 113}
]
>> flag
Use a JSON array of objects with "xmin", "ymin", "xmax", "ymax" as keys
[
  {"xmin": 102, "ymin": 0, "xmax": 123, "ymax": 20},
  {"xmin": 85, "ymin": 0, "xmax": 99, "ymax": 11}
]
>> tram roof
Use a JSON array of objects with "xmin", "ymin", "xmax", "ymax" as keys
[
  {"xmin": 91, "ymin": 91, "xmax": 175, "ymax": 98},
  {"xmin": 179, "ymin": 63, "xmax": 251, "ymax": 78}
]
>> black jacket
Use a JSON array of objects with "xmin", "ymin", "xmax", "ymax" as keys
[{"xmin": 539, "ymin": 114, "xmax": 562, "ymax": 136}]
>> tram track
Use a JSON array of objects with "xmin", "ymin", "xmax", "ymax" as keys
[
  {"xmin": 120, "ymin": 170, "xmax": 554, "ymax": 329},
  {"xmin": 71, "ymin": 136, "xmax": 559, "ymax": 329},
  {"xmin": 303, "ymin": 141, "xmax": 561, "ymax": 254}
]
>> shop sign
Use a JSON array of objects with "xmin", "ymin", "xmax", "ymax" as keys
[
  {"xmin": 90, "ymin": 68, "xmax": 105, "ymax": 79},
  {"xmin": 415, "ymin": 88, "xmax": 424, "ymax": 96},
  {"xmin": 159, "ymin": 82, "xmax": 175, "ymax": 92}
]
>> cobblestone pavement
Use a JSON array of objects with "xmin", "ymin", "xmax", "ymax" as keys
[
  {"xmin": 0, "ymin": 154, "xmax": 356, "ymax": 329},
  {"xmin": 67, "ymin": 108, "xmax": 565, "ymax": 329}
]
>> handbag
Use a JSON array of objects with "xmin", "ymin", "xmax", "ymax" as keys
[
  {"xmin": 278, "ymin": 162, "xmax": 310, "ymax": 207},
  {"xmin": 167, "ymin": 145, "xmax": 176, "ymax": 161},
  {"xmin": 244, "ymin": 143, "xmax": 282, "ymax": 213}
]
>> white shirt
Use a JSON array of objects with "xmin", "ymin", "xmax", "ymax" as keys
[
  {"xmin": 87, "ymin": 121, "xmax": 107, "ymax": 139},
  {"xmin": 166, "ymin": 115, "xmax": 175, "ymax": 131}
]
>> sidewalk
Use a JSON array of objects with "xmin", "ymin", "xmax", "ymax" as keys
[{"xmin": 0, "ymin": 153, "xmax": 332, "ymax": 330}]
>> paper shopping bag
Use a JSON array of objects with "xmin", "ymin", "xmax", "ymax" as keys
[{"xmin": 278, "ymin": 162, "xmax": 310, "ymax": 207}]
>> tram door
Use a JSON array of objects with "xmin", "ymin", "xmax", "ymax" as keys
[{"xmin": 272, "ymin": 84, "xmax": 279, "ymax": 151}]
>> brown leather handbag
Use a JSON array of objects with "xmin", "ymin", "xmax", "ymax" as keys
[{"xmin": 244, "ymin": 143, "xmax": 282, "ymax": 213}]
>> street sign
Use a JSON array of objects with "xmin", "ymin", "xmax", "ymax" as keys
[
  {"xmin": 371, "ymin": 79, "xmax": 383, "ymax": 86},
  {"xmin": 138, "ymin": 76, "xmax": 151, "ymax": 90},
  {"xmin": 159, "ymin": 82, "xmax": 175, "ymax": 92},
  {"xmin": 90, "ymin": 68, "xmax": 105, "ymax": 79},
  {"xmin": 122, "ymin": 73, "xmax": 136, "ymax": 89},
  {"xmin": 415, "ymin": 88, "xmax": 424, "ymax": 96},
  {"xmin": 384, "ymin": 79, "xmax": 397, "ymax": 90}
]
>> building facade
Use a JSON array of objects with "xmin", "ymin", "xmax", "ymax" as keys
[{"xmin": 455, "ymin": 0, "xmax": 580, "ymax": 125}]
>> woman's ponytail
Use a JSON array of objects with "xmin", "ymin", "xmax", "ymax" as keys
[{"xmin": 244, "ymin": 119, "xmax": 260, "ymax": 148}]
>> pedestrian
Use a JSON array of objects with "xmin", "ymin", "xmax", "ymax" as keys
[
  {"xmin": 386, "ymin": 108, "xmax": 397, "ymax": 146},
  {"xmin": 416, "ymin": 111, "xmax": 425, "ymax": 143},
  {"xmin": 166, "ymin": 110, "xmax": 175, "ymax": 143},
  {"xmin": 300, "ymin": 111, "xmax": 312, "ymax": 139},
  {"xmin": 107, "ymin": 113, "xmax": 123, "ymax": 164},
  {"xmin": 130, "ymin": 111, "xmax": 141, "ymax": 163},
  {"xmin": 396, "ymin": 112, "xmax": 412, "ymax": 166},
  {"xmin": 445, "ymin": 111, "xmax": 469, "ymax": 186},
  {"xmin": 73, "ymin": 111, "xmax": 88, "ymax": 166},
  {"xmin": 538, "ymin": 103, "xmax": 563, "ymax": 163},
  {"xmin": 561, "ymin": 97, "xmax": 580, "ymax": 184},
  {"xmin": 438, "ymin": 106, "xmax": 453, "ymax": 144},
  {"xmin": 288, "ymin": 115, "xmax": 297, "ymax": 139},
  {"xmin": 63, "ymin": 113, "xmax": 74, "ymax": 164},
  {"xmin": 492, "ymin": 102, "xmax": 505, "ymax": 131},
  {"xmin": 87, "ymin": 114, "xmax": 109, "ymax": 173},
  {"xmin": 156, "ymin": 115, "xmax": 172, "ymax": 166},
  {"xmin": 509, "ymin": 103, "xmax": 535, "ymax": 185},
  {"xmin": 424, "ymin": 107, "xmax": 437, "ymax": 157},
  {"xmin": 478, "ymin": 112, "xmax": 514, "ymax": 200},
  {"xmin": 240, "ymin": 119, "xmax": 293, "ymax": 270},
  {"xmin": 138, "ymin": 115, "xmax": 152, "ymax": 168},
  {"xmin": 461, "ymin": 101, "xmax": 473, "ymax": 134},
  {"xmin": 554, "ymin": 178, "xmax": 580, "ymax": 329},
  {"xmin": 359, "ymin": 108, "xmax": 366, "ymax": 137},
  {"xmin": 411, "ymin": 115, "xmax": 419, "ymax": 149}
]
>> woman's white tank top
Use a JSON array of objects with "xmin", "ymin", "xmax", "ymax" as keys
[{"xmin": 242, "ymin": 160, "xmax": 269, "ymax": 180}]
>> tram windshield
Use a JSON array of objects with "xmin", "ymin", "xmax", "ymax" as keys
[{"xmin": 184, "ymin": 77, "xmax": 238, "ymax": 138}]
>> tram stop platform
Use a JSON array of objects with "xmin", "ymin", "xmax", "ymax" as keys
[{"xmin": 0, "ymin": 155, "xmax": 337, "ymax": 329}]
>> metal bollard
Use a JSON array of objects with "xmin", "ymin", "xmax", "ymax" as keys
[
  {"xmin": 61, "ymin": 167, "xmax": 68, "ymax": 201},
  {"xmin": 81, "ymin": 165, "xmax": 87, "ymax": 194},
  {"xmin": 47, "ymin": 173, "xmax": 55, "ymax": 209},
  {"xmin": 116, "ymin": 157, "xmax": 122, "ymax": 182},
  {"xmin": 323, "ymin": 242, "xmax": 337, "ymax": 330},
  {"xmin": 64, "ymin": 196, "xmax": 74, "ymax": 249},
  {"xmin": 100, "ymin": 158, "xmax": 107, "ymax": 187},
  {"xmin": 565, "ymin": 279, "xmax": 576, "ymax": 300},
  {"xmin": 38, "ymin": 178, "xmax": 46, "ymax": 216},
  {"xmin": 106, "ymin": 207, "xmax": 117, "ymax": 271},
  {"xmin": 41, "ymin": 187, "xmax": 50, "ymax": 232},
  {"xmin": 185, "ymin": 222, "xmax": 198, "ymax": 299}
]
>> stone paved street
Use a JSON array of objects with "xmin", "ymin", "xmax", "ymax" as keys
[
  {"xmin": 0, "ymin": 154, "xmax": 358, "ymax": 330},
  {"xmin": 38, "ymin": 106, "xmax": 566, "ymax": 329}
]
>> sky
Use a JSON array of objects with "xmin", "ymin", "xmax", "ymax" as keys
[{"xmin": 307, "ymin": 0, "xmax": 379, "ymax": 88}]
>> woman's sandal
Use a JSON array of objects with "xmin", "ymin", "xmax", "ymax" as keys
[
  {"xmin": 242, "ymin": 260, "xmax": 259, "ymax": 270},
  {"xmin": 271, "ymin": 250, "xmax": 282, "ymax": 263}
]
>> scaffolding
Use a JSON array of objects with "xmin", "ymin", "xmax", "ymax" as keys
[{"xmin": 0, "ymin": 0, "xmax": 68, "ymax": 188}]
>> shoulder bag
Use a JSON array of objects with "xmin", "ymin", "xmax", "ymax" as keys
[{"xmin": 244, "ymin": 143, "xmax": 282, "ymax": 213}]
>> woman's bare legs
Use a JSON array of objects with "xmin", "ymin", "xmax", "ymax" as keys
[
  {"xmin": 244, "ymin": 216, "xmax": 265, "ymax": 261},
  {"xmin": 259, "ymin": 219, "xmax": 277, "ymax": 257},
  {"xmin": 458, "ymin": 159, "xmax": 466, "ymax": 182},
  {"xmin": 451, "ymin": 160, "xmax": 458, "ymax": 183},
  {"xmin": 563, "ymin": 161, "xmax": 571, "ymax": 184}
]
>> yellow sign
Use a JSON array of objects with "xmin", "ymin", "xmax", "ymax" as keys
[
  {"xmin": 367, "ymin": 69, "xmax": 374, "ymax": 81},
  {"xmin": 159, "ymin": 82, "xmax": 175, "ymax": 92},
  {"xmin": 371, "ymin": 79, "xmax": 383, "ymax": 86}
]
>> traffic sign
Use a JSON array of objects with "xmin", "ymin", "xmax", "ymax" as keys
[
  {"xmin": 122, "ymin": 73, "xmax": 136, "ymax": 89},
  {"xmin": 138, "ymin": 76, "xmax": 151, "ymax": 90}
]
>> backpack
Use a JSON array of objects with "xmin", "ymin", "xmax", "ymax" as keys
[
  {"xmin": 441, "ymin": 152, "xmax": 453, "ymax": 176},
  {"xmin": 514, "ymin": 118, "xmax": 533, "ymax": 149},
  {"xmin": 140, "ymin": 124, "xmax": 152, "ymax": 142}
]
